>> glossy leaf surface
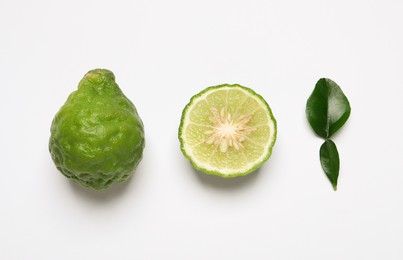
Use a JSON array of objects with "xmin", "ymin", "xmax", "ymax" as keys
[
  {"xmin": 306, "ymin": 78, "xmax": 351, "ymax": 138},
  {"xmin": 320, "ymin": 139, "xmax": 340, "ymax": 190}
]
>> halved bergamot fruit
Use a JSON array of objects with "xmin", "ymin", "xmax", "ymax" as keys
[{"xmin": 178, "ymin": 84, "xmax": 276, "ymax": 177}]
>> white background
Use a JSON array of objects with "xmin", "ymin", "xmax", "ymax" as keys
[{"xmin": 1, "ymin": 0, "xmax": 403, "ymax": 259}]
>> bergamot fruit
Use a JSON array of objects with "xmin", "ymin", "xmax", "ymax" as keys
[
  {"xmin": 49, "ymin": 69, "xmax": 145, "ymax": 190},
  {"xmin": 178, "ymin": 84, "xmax": 277, "ymax": 177}
]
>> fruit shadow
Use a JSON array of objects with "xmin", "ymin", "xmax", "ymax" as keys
[
  {"xmin": 67, "ymin": 173, "xmax": 135, "ymax": 203},
  {"xmin": 190, "ymin": 165, "xmax": 262, "ymax": 190}
]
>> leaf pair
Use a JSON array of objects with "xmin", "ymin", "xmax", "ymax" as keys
[{"xmin": 306, "ymin": 78, "xmax": 351, "ymax": 190}]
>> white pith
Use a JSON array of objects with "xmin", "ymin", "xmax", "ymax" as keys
[
  {"xmin": 205, "ymin": 107, "xmax": 256, "ymax": 153},
  {"xmin": 182, "ymin": 86, "xmax": 276, "ymax": 175}
]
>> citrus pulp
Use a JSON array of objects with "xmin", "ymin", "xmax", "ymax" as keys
[{"xmin": 178, "ymin": 84, "xmax": 276, "ymax": 177}]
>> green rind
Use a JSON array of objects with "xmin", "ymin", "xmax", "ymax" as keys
[
  {"xmin": 49, "ymin": 69, "xmax": 145, "ymax": 190},
  {"xmin": 178, "ymin": 84, "xmax": 277, "ymax": 178}
]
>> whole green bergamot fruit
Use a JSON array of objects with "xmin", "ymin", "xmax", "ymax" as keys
[{"xmin": 49, "ymin": 69, "xmax": 145, "ymax": 190}]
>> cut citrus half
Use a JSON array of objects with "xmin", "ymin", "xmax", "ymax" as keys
[{"xmin": 178, "ymin": 84, "xmax": 277, "ymax": 177}]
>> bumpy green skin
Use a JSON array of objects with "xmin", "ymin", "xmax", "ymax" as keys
[{"xmin": 49, "ymin": 69, "xmax": 145, "ymax": 190}]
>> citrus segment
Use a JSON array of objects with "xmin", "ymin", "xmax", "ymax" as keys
[
  {"xmin": 179, "ymin": 84, "xmax": 276, "ymax": 177},
  {"xmin": 188, "ymin": 99, "xmax": 211, "ymax": 125},
  {"xmin": 205, "ymin": 89, "xmax": 228, "ymax": 108},
  {"xmin": 185, "ymin": 123, "xmax": 212, "ymax": 146}
]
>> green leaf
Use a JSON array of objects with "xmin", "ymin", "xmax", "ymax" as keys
[
  {"xmin": 320, "ymin": 140, "xmax": 340, "ymax": 191},
  {"xmin": 306, "ymin": 78, "xmax": 351, "ymax": 139}
]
